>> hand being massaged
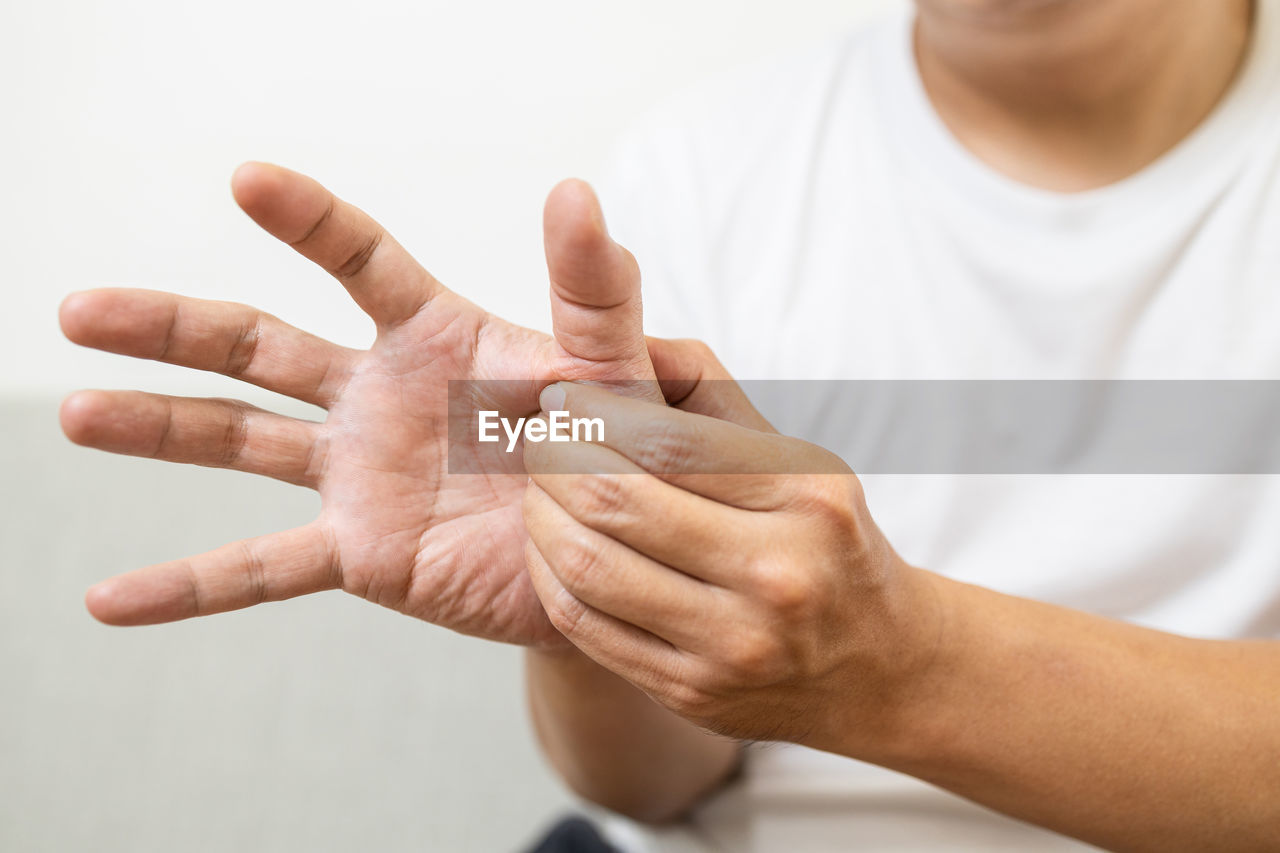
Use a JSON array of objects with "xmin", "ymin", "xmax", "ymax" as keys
[{"xmin": 59, "ymin": 162, "xmax": 764, "ymax": 648}]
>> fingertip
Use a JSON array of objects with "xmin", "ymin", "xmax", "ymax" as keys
[
  {"xmin": 230, "ymin": 162, "xmax": 330, "ymax": 243},
  {"xmin": 59, "ymin": 389, "xmax": 109, "ymax": 446},
  {"xmin": 230, "ymin": 161, "xmax": 283, "ymax": 213},
  {"xmin": 546, "ymin": 177, "xmax": 597, "ymax": 209},
  {"xmin": 544, "ymin": 178, "xmax": 641, "ymax": 317},
  {"xmin": 539, "ymin": 381, "xmax": 568, "ymax": 412},
  {"xmin": 58, "ymin": 290, "xmax": 97, "ymax": 343},
  {"xmin": 85, "ymin": 580, "xmax": 129, "ymax": 626},
  {"xmin": 86, "ymin": 573, "xmax": 179, "ymax": 626},
  {"xmin": 544, "ymin": 177, "xmax": 608, "ymax": 249}
]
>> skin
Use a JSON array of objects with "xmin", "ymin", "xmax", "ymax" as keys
[
  {"xmin": 62, "ymin": 161, "xmax": 703, "ymax": 647},
  {"xmin": 524, "ymin": 383, "xmax": 1280, "ymax": 851},
  {"xmin": 63, "ymin": 160, "xmax": 745, "ymax": 820},
  {"xmin": 914, "ymin": 0, "xmax": 1253, "ymax": 191},
  {"xmin": 62, "ymin": 0, "xmax": 1268, "ymax": 844},
  {"xmin": 523, "ymin": 353, "xmax": 763, "ymax": 822},
  {"xmin": 523, "ymin": 0, "xmax": 1270, "ymax": 843}
]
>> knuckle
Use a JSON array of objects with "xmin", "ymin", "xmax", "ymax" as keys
[
  {"xmin": 218, "ymin": 403, "xmax": 253, "ymax": 468},
  {"xmin": 687, "ymin": 338, "xmax": 717, "ymax": 364},
  {"xmin": 840, "ymin": 474, "xmax": 869, "ymax": 513},
  {"xmin": 723, "ymin": 630, "xmax": 787, "ymax": 681},
  {"xmin": 796, "ymin": 475, "xmax": 862, "ymax": 535},
  {"xmin": 661, "ymin": 678, "xmax": 717, "ymax": 720},
  {"xmin": 545, "ymin": 587, "xmax": 589, "ymax": 639},
  {"xmin": 635, "ymin": 419, "xmax": 698, "ymax": 474},
  {"xmin": 236, "ymin": 539, "xmax": 268, "ymax": 606},
  {"xmin": 333, "ymin": 230, "xmax": 384, "ymax": 280},
  {"xmin": 224, "ymin": 317, "xmax": 262, "ymax": 378},
  {"xmin": 753, "ymin": 563, "xmax": 816, "ymax": 615},
  {"xmin": 572, "ymin": 474, "xmax": 632, "ymax": 527},
  {"xmin": 554, "ymin": 531, "xmax": 607, "ymax": 595}
]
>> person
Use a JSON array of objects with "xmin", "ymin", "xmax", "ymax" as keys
[{"xmin": 58, "ymin": 0, "xmax": 1280, "ymax": 850}]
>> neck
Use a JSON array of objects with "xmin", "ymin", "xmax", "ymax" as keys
[{"xmin": 914, "ymin": 0, "xmax": 1255, "ymax": 191}]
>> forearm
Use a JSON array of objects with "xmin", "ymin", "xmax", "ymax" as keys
[
  {"xmin": 518, "ymin": 379, "xmax": 1279, "ymax": 847},
  {"xmin": 840, "ymin": 569, "xmax": 1280, "ymax": 852},
  {"xmin": 525, "ymin": 645, "xmax": 740, "ymax": 823}
]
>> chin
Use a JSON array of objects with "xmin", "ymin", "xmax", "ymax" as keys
[{"xmin": 914, "ymin": 0, "xmax": 1074, "ymax": 19}]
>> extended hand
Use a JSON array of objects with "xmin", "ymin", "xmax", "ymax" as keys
[
  {"xmin": 60, "ymin": 163, "xmax": 732, "ymax": 647},
  {"xmin": 522, "ymin": 382, "xmax": 945, "ymax": 745}
]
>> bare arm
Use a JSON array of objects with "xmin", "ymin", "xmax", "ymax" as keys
[
  {"xmin": 526, "ymin": 645, "xmax": 740, "ymax": 823},
  {"xmin": 870, "ymin": 575, "xmax": 1280, "ymax": 852},
  {"xmin": 523, "ymin": 343, "xmax": 773, "ymax": 823},
  {"xmin": 521, "ymin": 382, "xmax": 1280, "ymax": 852}
]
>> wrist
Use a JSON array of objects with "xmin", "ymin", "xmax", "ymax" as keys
[{"xmin": 803, "ymin": 563, "xmax": 959, "ymax": 767}]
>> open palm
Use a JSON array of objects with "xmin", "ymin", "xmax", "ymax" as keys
[{"xmin": 59, "ymin": 163, "xmax": 708, "ymax": 646}]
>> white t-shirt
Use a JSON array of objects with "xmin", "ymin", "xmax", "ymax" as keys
[{"xmin": 598, "ymin": 1, "xmax": 1280, "ymax": 851}]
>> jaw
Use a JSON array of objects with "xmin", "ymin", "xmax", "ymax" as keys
[{"xmin": 914, "ymin": 0, "xmax": 1091, "ymax": 26}]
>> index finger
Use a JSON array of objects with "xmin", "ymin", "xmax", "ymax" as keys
[
  {"xmin": 537, "ymin": 382, "xmax": 846, "ymax": 509},
  {"xmin": 231, "ymin": 162, "xmax": 442, "ymax": 329}
]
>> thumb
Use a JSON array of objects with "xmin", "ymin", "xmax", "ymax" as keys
[{"xmin": 543, "ymin": 179, "xmax": 656, "ymax": 394}]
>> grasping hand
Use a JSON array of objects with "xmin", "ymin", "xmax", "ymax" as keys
[
  {"xmin": 59, "ymin": 163, "xmax": 732, "ymax": 647},
  {"xmin": 522, "ymin": 382, "xmax": 945, "ymax": 747}
]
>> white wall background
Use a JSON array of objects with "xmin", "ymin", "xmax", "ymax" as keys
[
  {"xmin": 0, "ymin": 2, "xmax": 900, "ymax": 851},
  {"xmin": 1, "ymin": 0, "xmax": 898, "ymax": 399}
]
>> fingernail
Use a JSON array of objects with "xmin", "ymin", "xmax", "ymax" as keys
[{"xmin": 539, "ymin": 382, "xmax": 566, "ymax": 412}]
